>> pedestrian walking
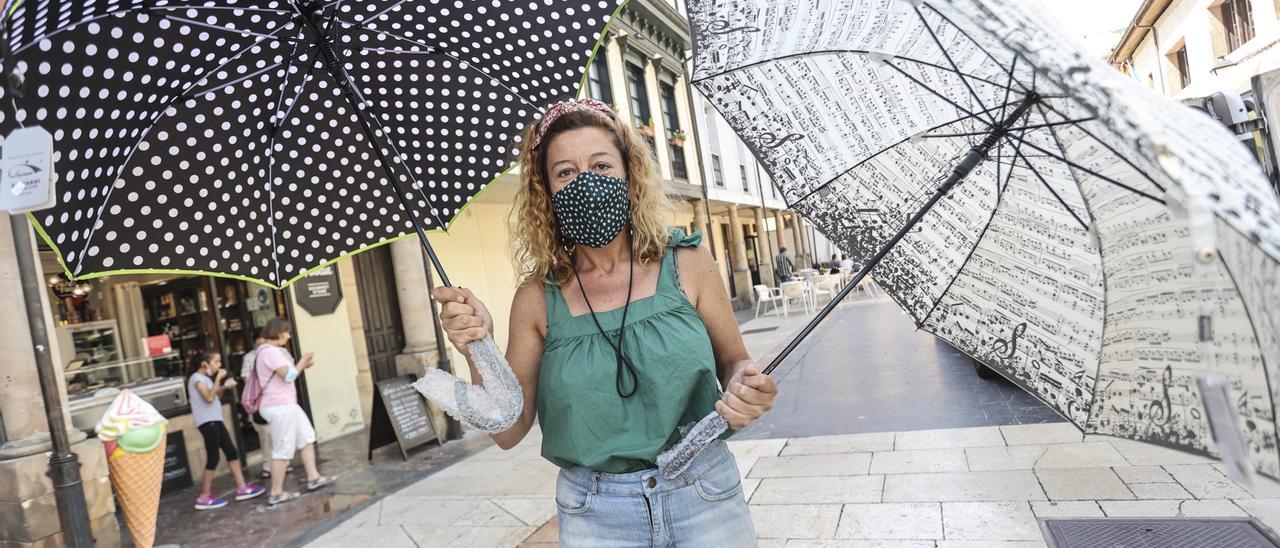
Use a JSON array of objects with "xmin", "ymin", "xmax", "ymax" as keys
[
  {"xmin": 186, "ymin": 351, "xmax": 264, "ymax": 510},
  {"xmin": 432, "ymin": 98, "xmax": 776, "ymax": 546},
  {"xmin": 252, "ymin": 319, "xmax": 336, "ymax": 506},
  {"xmin": 239, "ymin": 336, "xmax": 279, "ymax": 480},
  {"xmin": 774, "ymin": 247, "xmax": 795, "ymax": 283}
]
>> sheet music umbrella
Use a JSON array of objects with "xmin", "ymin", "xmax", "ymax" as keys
[
  {"xmin": 659, "ymin": 0, "xmax": 1280, "ymax": 480},
  {"xmin": 0, "ymin": 0, "xmax": 624, "ymax": 432}
]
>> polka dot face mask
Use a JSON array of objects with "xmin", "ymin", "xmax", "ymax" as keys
[{"xmin": 551, "ymin": 172, "xmax": 631, "ymax": 248}]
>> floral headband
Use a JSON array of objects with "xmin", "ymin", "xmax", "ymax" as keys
[{"xmin": 531, "ymin": 98, "xmax": 615, "ymax": 149}]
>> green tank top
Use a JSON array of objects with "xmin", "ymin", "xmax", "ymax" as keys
[{"xmin": 537, "ymin": 229, "xmax": 731, "ymax": 473}]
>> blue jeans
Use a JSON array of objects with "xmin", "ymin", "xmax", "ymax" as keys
[{"xmin": 555, "ymin": 440, "xmax": 757, "ymax": 547}]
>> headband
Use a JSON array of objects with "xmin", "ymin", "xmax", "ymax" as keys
[{"xmin": 531, "ymin": 98, "xmax": 615, "ymax": 149}]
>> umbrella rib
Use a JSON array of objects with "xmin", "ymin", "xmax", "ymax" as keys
[
  {"xmin": 1000, "ymin": 124, "xmax": 1031, "ymax": 196},
  {"xmin": 882, "ymin": 60, "xmax": 990, "ymax": 125},
  {"xmin": 147, "ymin": 5, "xmax": 295, "ymax": 14},
  {"xmin": 922, "ymin": 117, "xmax": 1098, "ymax": 138},
  {"xmin": 1010, "ymin": 148, "xmax": 1089, "ymax": 230},
  {"xmin": 1036, "ymin": 99, "xmax": 1167, "ymax": 193},
  {"xmin": 1214, "ymin": 247, "xmax": 1279, "ymax": 479},
  {"xmin": 921, "ymin": 3, "xmax": 1032, "ymax": 95},
  {"xmin": 787, "ymin": 103, "xmax": 1008, "ymax": 207},
  {"xmin": 144, "ymin": 11, "xmax": 306, "ymax": 42},
  {"xmin": 184, "ymin": 42, "xmax": 321, "ymax": 100},
  {"xmin": 359, "ymin": 106, "xmax": 452, "ymax": 231},
  {"xmin": 335, "ymin": 21, "xmax": 542, "ymax": 111},
  {"xmin": 690, "ymin": 49, "xmax": 1020, "ymax": 91},
  {"xmin": 70, "ymin": 22, "xmax": 301, "ymax": 275},
  {"xmin": 1001, "ymin": 132, "xmax": 1167, "ymax": 205},
  {"xmin": 914, "ymin": 6, "xmax": 993, "ymax": 124},
  {"xmin": 263, "ymin": 39, "xmax": 307, "ymax": 284}
]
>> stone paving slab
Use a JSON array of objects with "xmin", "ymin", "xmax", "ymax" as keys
[
  {"xmin": 752, "ymin": 476, "xmax": 885, "ymax": 504},
  {"xmin": 883, "ymin": 471, "xmax": 1046, "ymax": 502},
  {"xmin": 941, "ymin": 501, "xmax": 1042, "ymax": 541},
  {"xmin": 311, "ymin": 427, "xmax": 1280, "ymax": 548},
  {"xmin": 834, "ymin": 502, "xmax": 942, "ymax": 540},
  {"xmin": 750, "ymin": 453, "xmax": 874, "ymax": 478},
  {"xmin": 1036, "ymin": 467, "xmax": 1134, "ymax": 501}
]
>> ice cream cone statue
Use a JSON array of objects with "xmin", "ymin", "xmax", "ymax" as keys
[{"xmin": 96, "ymin": 389, "xmax": 168, "ymax": 548}]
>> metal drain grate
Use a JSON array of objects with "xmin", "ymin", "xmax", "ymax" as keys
[
  {"xmin": 740, "ymin": 327, "xmax": 779, "ymax": 335},
  {"xmin": 1043, "ymin": 518, "xmax": 1280, "ymax": 548}
]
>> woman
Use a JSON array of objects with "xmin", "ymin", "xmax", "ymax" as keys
[
  {"xmin": 186, "ymin": 351, "xmax": 264, "ymax": 509},
  {"xmin": 253, "ymin": 318, "xmax": 336, "ymax": 505},
  {"xmin": 433, "ymin": 98, "xmax": 777, "ymax": 546}
]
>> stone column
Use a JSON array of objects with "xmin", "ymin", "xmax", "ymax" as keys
[
  {"xmin": 691, "ymin": 199, "xmax": 707, "ymax": 238},
  {"xmin": 0, "ymin": 214, "xmax": 119, "ymax": 546},
  {"xmin": 726, "ymin": 205, "xmax": 753, "ymax": 309},
  {"xmin": 772, "ymin": 210, "xmax": 786, "ymax": 260},
  {"xmin": 789, "ymin": 212, "xmax": 805, "ymax": 267},
  {"xmin": 389, "ymin": 238, "xmax": 449, "ymax": 445},
  {"xmin": 754, "ymin": 207, "xmax": 775, "ymax": 287},
  {"xmin": 606, "ymin": 32, "xmax": 631, "ymax": 122}
]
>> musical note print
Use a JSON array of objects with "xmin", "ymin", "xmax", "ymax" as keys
[
  {"xmin": 705, "ymin": 19, "xmax": 761, "ymax": 35},
  {"xmin": 759, "ymin": 132, "xmax": 805, "ymax": 149}
]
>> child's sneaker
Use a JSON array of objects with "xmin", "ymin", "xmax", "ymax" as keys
[
  {"xmin": 194, "ymin": 493, "xmax": 228, "ymax": 510},
  {"xmin": 235, "ymin": 483, "xmax": 266, "ymax": 501}
]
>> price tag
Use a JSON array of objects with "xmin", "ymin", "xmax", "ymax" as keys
[{"xmin": 0, "ymin": 126, "xmax": 55, "ymax": 213}]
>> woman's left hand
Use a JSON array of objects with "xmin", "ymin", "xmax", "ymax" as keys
[{"xmin": 715, "ymin": 364, "xmax": 777, "ymax": 430}]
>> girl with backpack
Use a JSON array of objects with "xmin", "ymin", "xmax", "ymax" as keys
[
  {"xmin": 242, "ymin": 318, "xmax": 336, "ymax": 506},
  {"xmin": 187, "ymin": 350, "xmax": 265, "ymax": 509}
]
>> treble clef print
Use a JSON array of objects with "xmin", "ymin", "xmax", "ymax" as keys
[
  {"xmin": 1147, "ymin": 365, "xmax": 1174, "ymax": 427},
  {"xmin": 759, "ymin": 132, "xmax": 804, "ymax": 149},
  {"xmin": 706, "ymin": 19, "xmax": 761, "ymax": 35},
  {"xmin": 990, "ymin": 322, "xmax": 1026, "ymax": 361}
]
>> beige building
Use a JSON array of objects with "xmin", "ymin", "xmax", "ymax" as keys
[{"xmin": 1110, "ymin": 0, "xmax": 1280, "ymax": 97}]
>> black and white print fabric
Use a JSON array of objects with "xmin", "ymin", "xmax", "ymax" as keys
[
  {"xmin": 0, "ymin": 0, "xmax": 621, "ymax": 287},
  {"xmin": 550, "ymin": 171, "xmax": 629, "ymax": 248},
  {"xmin": 688, "ymin": 0, "xmax": 1280, "ymax": 476}
]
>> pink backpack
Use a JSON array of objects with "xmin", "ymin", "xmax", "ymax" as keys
[{"xmin": 240, "ymin": 347, "xmax": 268, "ymax": 416}]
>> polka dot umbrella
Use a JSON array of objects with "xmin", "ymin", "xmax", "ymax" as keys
[{"xmin": 0, "ymin": 0, "xmax": 622, "ymax": 289}]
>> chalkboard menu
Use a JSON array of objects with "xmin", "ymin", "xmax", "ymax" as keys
[
  {"xmin": 297, "ymin": 266, "xmax": 342, "ymax": 316},
  {"xmin": 161, "ymin": 430, "xmax": 193, "ymax": 494},
  {"xmin": 368, "ymin": 375, "xmax": 437, "ymax": 460}
]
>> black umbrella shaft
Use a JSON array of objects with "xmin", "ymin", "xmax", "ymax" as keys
[
  {"xmin": 763, "ymin": 93, "xmax": 1039, "ymax": 376},
  {"xmin": 294, "ymin": 5, "xmax": 453, "ymax": 287}
]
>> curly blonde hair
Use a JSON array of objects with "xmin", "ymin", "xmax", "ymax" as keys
[{"xmin": 510, "ymin": 109, "xmax": 672, "ymax": 285}]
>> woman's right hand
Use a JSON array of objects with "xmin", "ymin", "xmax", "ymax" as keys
[{"xmin": 432, "ymin": 287, "xmax": 494, "ymax": 356}]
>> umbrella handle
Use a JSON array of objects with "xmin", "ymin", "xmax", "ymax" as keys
[
  {"xmin": 656, "ymin": 411, "xmax": 729, "ymax": 480},
  {"xmin": 412, "ymin": 336, "xmax": 523, "ymax": 432}
]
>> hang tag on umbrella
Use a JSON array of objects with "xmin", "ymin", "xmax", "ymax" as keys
[
  {"xmin": 0, "ymin": 126, "xmax": 56, "ymax": 213},
  {"xmin": 1196, "ymin": 371, "xmax": 1256, "ymax": 489}
]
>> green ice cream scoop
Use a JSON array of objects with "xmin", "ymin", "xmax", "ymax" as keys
[{"xmin": 117, "ymin": 424, "xmax": 165, "ymax": 453}]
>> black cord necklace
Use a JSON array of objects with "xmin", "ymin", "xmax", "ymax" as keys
[{"xmin": 573, "ymin": 226, "xmax": 639, "ymax": 398}]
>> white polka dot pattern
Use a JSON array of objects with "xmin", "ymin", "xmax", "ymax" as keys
[
  {"xmin": 0, "ymin": 0, "xmax": 620, "ymax": 287},
  {"xmin": 550, "ymin": 171, "xmax": 629, "ymax": 248}
]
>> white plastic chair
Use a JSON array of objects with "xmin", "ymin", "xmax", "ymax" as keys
[
  {"xmin": 812, "ymin": 275, "xmax": 838, "ymax": 304},
  {"xmin": 780, "ymin": 281, "xmax": 812, "ymax": 316},
  {"xmin": 753, "ymin": 284, "xmax": 785, "ymax": 318}
]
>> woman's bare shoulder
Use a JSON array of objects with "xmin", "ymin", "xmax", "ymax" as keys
[
  {"xmin": 673, "ymin": 241, "xmax": 719, "ymax": 304},
  {"xmin": 510, "ymin": 278, "xmax": 548, "ymax": 334}
]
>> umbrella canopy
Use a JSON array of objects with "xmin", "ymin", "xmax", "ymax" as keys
[
  {"xmin": 0, "ymin": 0, "xmax": 621, "ymax": 288},
  {"xmin": 678, "ymin": 0, "xmax": 1280, "ymax": 476}
]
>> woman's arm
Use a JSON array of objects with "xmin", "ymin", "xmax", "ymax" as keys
[
  {"xmin": 433, "ymin": 282, "xmax": 546, "ymax": 451},
  {"xmin": 677, "ymin": 244, "xmax": 778, "ymax": 429}
]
